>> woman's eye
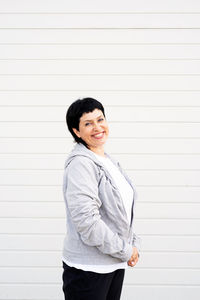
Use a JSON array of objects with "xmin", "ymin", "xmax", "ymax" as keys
[
  {"xmin": 85, "ymin": 122, "xmax": 91, "ymax": 126},
  {"xmin": 98, "ymin": 118, "xmax": 104, "ymax": 122}
]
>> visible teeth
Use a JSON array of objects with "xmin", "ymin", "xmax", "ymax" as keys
[{"xmin": 94, "ymin": 133, "xmax": 103, "ymax": 137}]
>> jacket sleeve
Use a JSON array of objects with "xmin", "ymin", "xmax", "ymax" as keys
[
  {"xmin": 132, "ymin": 232, "xmax": 142, "ymax": 253},
  {"xmin": 65, "ymin": 156, "xmax": 133, "ymax": 262}
]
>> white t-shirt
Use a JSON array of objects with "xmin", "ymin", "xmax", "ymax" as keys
[{"xmin": 63, "ymin": 153, "xmax": 133, "ymax": 273}]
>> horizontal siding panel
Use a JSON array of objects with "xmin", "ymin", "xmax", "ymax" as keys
[
  {"xmin": 1, "ymin": 285, "xmax": 199, "ymax": 300},
  {"xmin": 1, "ymin": 138, "xmax": 200, "ymax": 155},
  {"xmin": 143, "ymin": 236, "xmax": 200, "ymax": 252},
  {"xmin": 127, "ymin": 170, "xmax": 200, "ymax": 186},
  {"xmin": 114, "ymin": 154, "xmax": 200, "ymax": 169},
  {"xmin": 139, "ymin": 252, "xmax": 200, "ymax": 268},
  {"xmin": 0, "ymin": 60, "xmax": 200, "ymax": 75},
  {"xmin": 136, "ymin": 203, "xmax": 200, "ymax": 218},
  {"xmin": 1, "ymin": 29, "xmax": 200, "ymax": 43},
  {"xmin": 1, "ymin": 251, "xmax": 200, "ymax": 268},
  {"xmin": 1, "ymin": 91, "xmax": 200, "ymax": 106},
  {"xmin": 0, "ymin": 186, "xmax": 63, "ymax": 202},
  {"xmin": 0, "ymin": 169, "xmax": 199, "ymax": 186},
  {"xmin": 1, "ymin": 106, "xmax": 200, "ymax": 122},
  {"xmin": 0, "ymin": 169, "xmax": 62, "ymax": 185},
  {"xmin": 0, "ymin": 123, "xmax": 199, "ymax": 138},
  {"xmin": 0, "ymin": 267, "xmax": 60, "ymax": 283},
  {"xmin": 1, "ymin": 75, "xmax": 200, "ymax": 90},
  {"xmin": 1, "ymin": 0, "xmax": 200, "ymax": 13},
  {"xmin": 0, "ymin": 202, "xmax": 66, "ymax": 218},
  {"xmin": 1, "ymin": 14, "xmax": 200, "ymax": 28},
  {"xmin": 0, "ymin": 251, "xmax": 61, "ymax": 267},
  {"xmin": 1, "ymin": 219, "xmax": 200, "ymax": 235},
  {"xmin": 0, "ymin": 284, "xmax": 62, "ymax": 300},
  {"xmin": 122, "ymin": 286, "xmax": 200, "ymax": 300},
  {"xmin": 1, "ymin": 186, "xmax": 199, "ymax": 203},
  {"xmin": 137, "ymin": 186, "xmax": 200, "ymax": 203},
  {"xmin": 1, "ymin": 268, "xmax": 200, "ymax": 285},
  {"xmin": 0, "ymin": 202, "xmax": 199, "ymax": 218},
  {"xmin": 2, "ymin": 60, "xmax": 200, "ymax": 75},
  {"xmin": 1, "ymin": 45, "xmax": 200, "ymax": 59},
  {"xmin": 1, "ymin": 153, "xmax": 200, "ymax": 170},
  {"xmin": 1, "ymin": 235, "xmax": 199, "ymax": 251},
  {"xmin": 0, "ymin": 235, "xmax": 63, "ymax": 250},
  {"xmin": 1, "ymin": 219, "xmax": 65, "ymax": 234}
]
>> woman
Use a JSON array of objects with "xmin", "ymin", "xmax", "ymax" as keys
[{"xmin": 62, "ymin": 98, "xmax": 141, "ymax": 300}]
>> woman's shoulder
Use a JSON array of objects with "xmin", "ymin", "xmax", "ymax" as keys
[{"xmin": 66, "ymin": 155, "xmax": 100, "ymax": 176}]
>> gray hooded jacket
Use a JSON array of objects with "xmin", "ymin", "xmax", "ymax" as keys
[{"xmin": 62, "ymin": 143, "xmax": 141, "ymax": 266}]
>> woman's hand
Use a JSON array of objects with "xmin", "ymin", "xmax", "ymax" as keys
[{"xmin": 127, "ymin": 247, "xmax": 139, "ymax": 267}]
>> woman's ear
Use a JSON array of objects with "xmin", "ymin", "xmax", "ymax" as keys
[{"xmin": 72, "ymin": 128, "xmax": 81, "ymax": 138}]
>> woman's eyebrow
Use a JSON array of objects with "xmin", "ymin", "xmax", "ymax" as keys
[{"xmin": 83, "ymin": 115, "xmax": 103, "ymax": 122}]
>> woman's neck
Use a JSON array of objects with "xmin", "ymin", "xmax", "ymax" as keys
[{"xmin": 89, "ymin": 146, "xmax": 105, "ymax": 157}]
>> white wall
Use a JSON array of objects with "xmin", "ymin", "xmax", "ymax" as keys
[{"xmin": 0, "ymin": 1, "xmax": 200, "ymax": 299}]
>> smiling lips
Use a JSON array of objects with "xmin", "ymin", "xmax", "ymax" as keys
[{"xmin": 92, "ymin": 132, "xmax": 105, "ymax": 139}]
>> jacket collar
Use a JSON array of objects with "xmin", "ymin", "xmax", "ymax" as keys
[
  {"xmin": 64, "ymin": 143, "xmax": 115, "ymax": 169},
  {"xmin": 65, "ymin": 143, "xmax": 135, "ymax": 190}
]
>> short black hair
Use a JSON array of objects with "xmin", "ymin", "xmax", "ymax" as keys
[{"xmin": 66, "ymin": 97, "xmax": 105, "ymax": 146}]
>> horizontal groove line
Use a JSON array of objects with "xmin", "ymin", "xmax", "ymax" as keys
[
  {"xmin": 1, "ymin": 153, "xmax": 200, "ymax": 156},
  {"xmin": 1, "ymin": 105, "xmax": 200, "ymax": 108},
  {"xmin": 1, "ymin": 59, "xmax": 200, "ymax": 63},
  {"xmin": 1, "ymin": 89, "xmax": 200, "ymax": 92},
  {"xmin": 0, "ymin": 298, "xmax": 60, "ymax": 300},
  {"xmin": 0, "ymin": 184, "xmax": 200, "ymax": 187},
  {"xmin": 0, "ymin": 282, "xmax": 60, "ymax": 286},
  {"xmin": 1, "ymin": 169, "xmax": 200, "ymax": 171},
  {"xmin": 1, "ymin": 12, "xmax": 200, "ymax": 15},
  {"xmin": 1, "ymin": 202, "xmax": 200, "ymax": 205},
  {"xmin": 0, "ymin": 249, "xmax": 62, "ymax": 252},
  {"xmin": 0, "ymin": 267, "xmax": 200, "ymax": 271},
  {"xmin": 1, "ymin": 233, "xmax": 200, "ymax": 237},
  {"xmin": 1, "ymin": 152, "xmax": 198, "ymax": 154},
  {"xmin": 0, "ymin": 283, "xmax": 199, "ymax": 287},
  {"xmin": 0, "ymin": 233, "xmax": 64, "ymax": 236},
  {"xmin": 0, "ymin": 25, "xmax": 200, "ymax": 27},
  {"xmin": 0, "ymin": 250, "xmax": 200, "ymax": 256},
  {"xmin": 1, "ymin": 152, "xmax": 200, "ymax": 154},
  {"xmin": 1, "ymin": 185, "xmax": 200, "ymax": 187},
  {"xmin": 0, "ymin": 250, "xmax": 198, "ymax": 254},
  {"xmin": 124, "ymin": 284, "xmax": 200, "ymax": 287},
  {"xmin": 1, "ymin": 59, "xmax": 200, "ymax": 61},
  {"xmin": 1, "ymin": 232, "xmax": 200, "ymax": 236},
  {"xmin": 0, "ymin": 217, "xmax": 200, "ymax": 220},
  {"xmin": 1, "ymin": 43, "xmax": 200, "ymax": 45},
  {"xmin": 140, "ymin": 234, "xmax": 200, "ymax": 236},
  {"xmin": 1, "ymin": 121, "xmax": 200, "ymax": 123},
  {"xmin": 1, "ymin": 249, "xmax": 199, "ymax": 253},
  {"xmin": 1, "ymin": 212, "xmax": 200, "ymax": 215},
  {"xmin": 1, "ymin": 88, "xmax": 200, "ymax": 91},
  {"xmin": 2, "ymin": 74, "xmax": 200, "ymax": 76},
  {"xmin": 0, "ymin": 137, "xmax": 200, "ymax": 140},
  {"xmin": 1, "ymin": 266, "xmax": 62, "ymax": 269},
  {"xmin": 1, "ymin": 27, "xmax": 200, "ymax": 30}
]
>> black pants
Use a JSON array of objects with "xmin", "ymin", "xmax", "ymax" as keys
[{"xmin": 62, "ymin": 262, "xmax": 125, "ymax": 300}]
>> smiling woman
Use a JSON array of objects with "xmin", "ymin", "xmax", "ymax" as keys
[
  {"xmin": 72, "ymin": 109, "xmax": 109, "ymax": 156},
  {"xmin": 62, "ymin": 98, "xmax": 141, "ymax": 300}
]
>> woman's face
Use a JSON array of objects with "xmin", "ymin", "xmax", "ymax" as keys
[{"xmin": 73, "ymin": 109, "xmax": 109, "ymax": 151}]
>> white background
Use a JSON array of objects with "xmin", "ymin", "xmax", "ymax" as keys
[{"xmin": 0, "ymin": 0, "xmax": 200, "ymax": 299}]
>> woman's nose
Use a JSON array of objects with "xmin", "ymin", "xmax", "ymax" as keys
[{"xmin": 93, "ymin": 122, "xmax": 101, "ymax": 131}]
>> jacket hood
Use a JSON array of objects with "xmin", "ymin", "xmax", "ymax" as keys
[
  {"xmin": 64, "ymin": 143, "xmax": 113, "ymax": 169},
  {"xmin": 64, "ymin": 143, "xmax": 135, "ymax": 191}
]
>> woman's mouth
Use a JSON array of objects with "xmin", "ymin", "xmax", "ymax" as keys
[{"xmin": 92, "ymin": 132, "xmax": 105, "ymax": 139}]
